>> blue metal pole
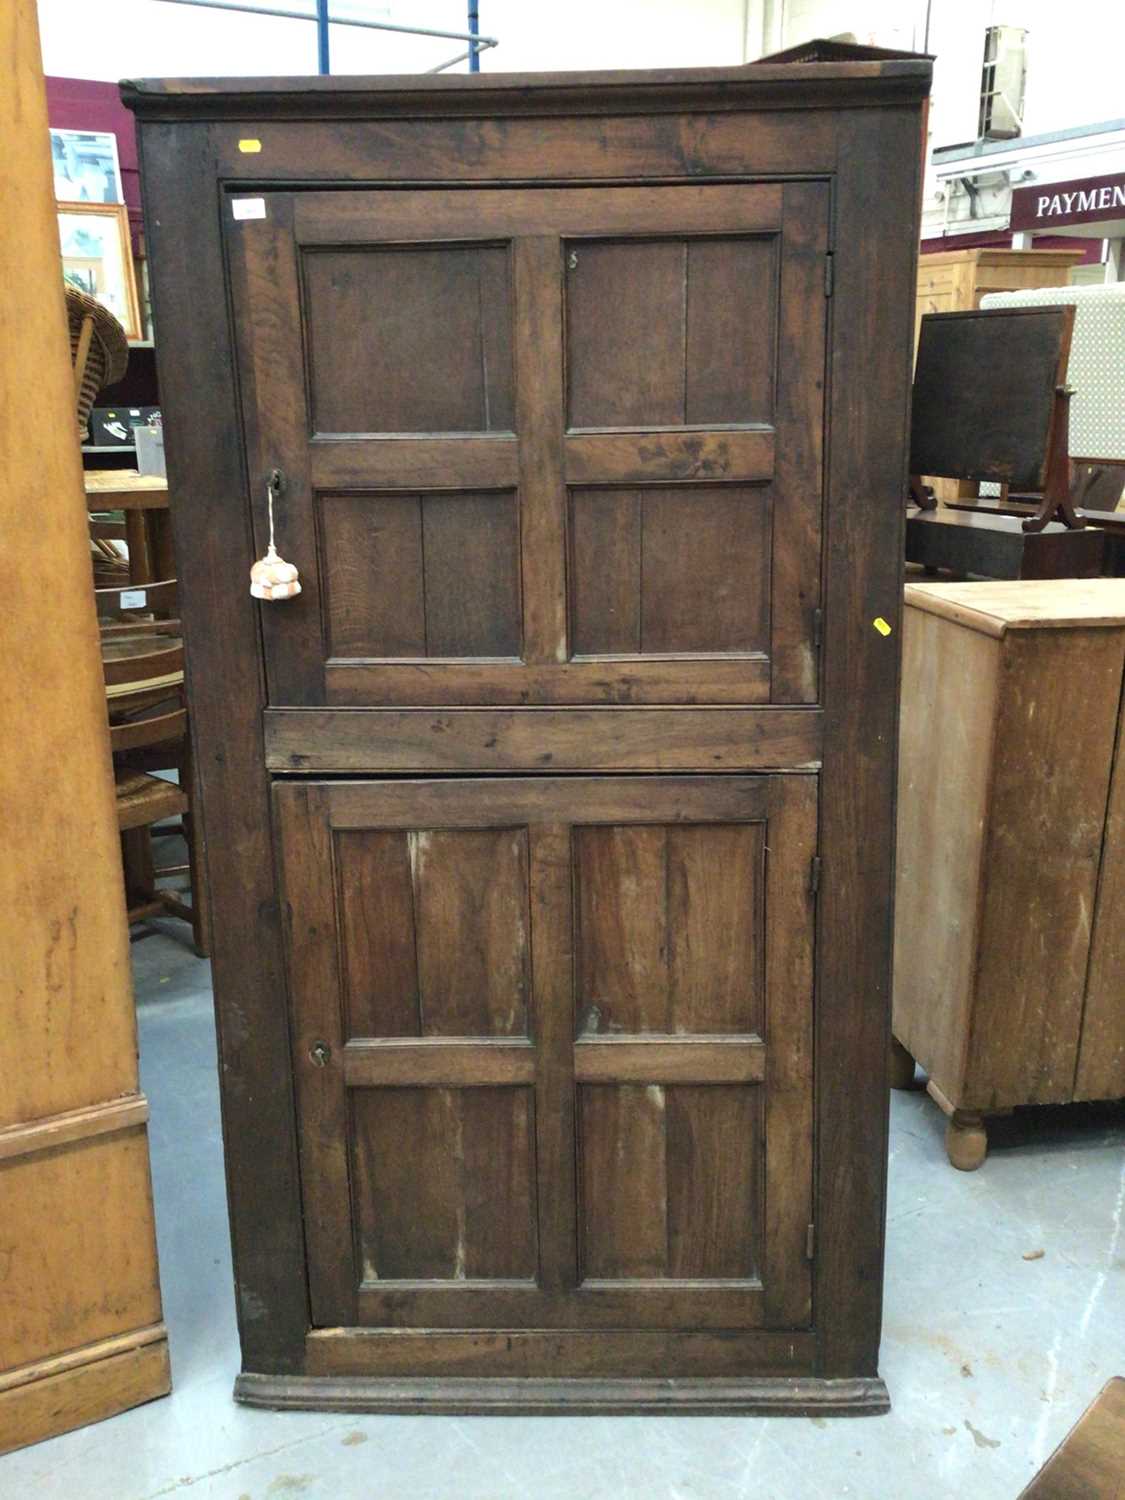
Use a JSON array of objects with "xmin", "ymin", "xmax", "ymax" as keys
[
  {"xmin": 468, "ymin": 0, "xmax": 479, "ymax": 71},
  {"xmin": 316, "ymin": 0, "xmax": 330, "ymax": 74}
]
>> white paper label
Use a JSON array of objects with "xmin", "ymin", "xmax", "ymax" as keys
[
  {"xmin": 121, "ymin": 589, "xmax": 147, "ymax": 609},
  {"xmin": 231, "ymin": 197, "xmax": 267, "ymax": 221}
]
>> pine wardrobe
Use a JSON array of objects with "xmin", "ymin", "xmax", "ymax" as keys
[{"xmin": 124, "ymin": 45, "xmax": 931, "ymax": 1415}]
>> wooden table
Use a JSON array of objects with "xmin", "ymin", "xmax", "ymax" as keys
[{"xmin": 85, "ymin": 470, "xmax": 172, "ymax": 585}]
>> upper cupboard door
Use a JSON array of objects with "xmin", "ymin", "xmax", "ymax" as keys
[{"xmin": 227, "ymin": 183, "xmax": 829, "ymax": 707}]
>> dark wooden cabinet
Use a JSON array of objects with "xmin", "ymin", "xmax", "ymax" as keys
[{"xmin": 125, "ymin": 47, "xmax": 930, "ymax": 1415}]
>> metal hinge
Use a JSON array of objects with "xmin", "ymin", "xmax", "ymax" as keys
[
  {"xmin": 806, "ymin": 1223, "xmax": 815, "ymax": 1261},
  {"xmin": 809, "ymin": 856, "xmax": 821, "ymax": 896},
  {"xmin": 824, "ymin": 254, "xmax": 834, "ymax": 297},
  {"xmin": 812, "ymin": 605, "xmax": 823, "ymax": 650}
]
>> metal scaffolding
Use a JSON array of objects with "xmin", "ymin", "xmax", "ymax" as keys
[{"xmin": 150, "ymin": 0, "xmax": 498, "ymax": 75}]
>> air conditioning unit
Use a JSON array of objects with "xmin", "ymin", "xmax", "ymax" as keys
[{"xmin": 979, "ymin": 26, "xmax": 1027, "ymax": 140}]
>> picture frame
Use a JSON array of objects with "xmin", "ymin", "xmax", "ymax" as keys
[
  {"xmin": 49, "ymin": 127, "xmax": 124, "ymax": 204},
  {"xmin": 57, "ymin": 201, "xmax": 142, "ymax": 342}
]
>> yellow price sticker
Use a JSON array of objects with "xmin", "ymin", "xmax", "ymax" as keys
[
  {"xmin": 238, "ymin": 138, "xmax": 262, "ymax": 154},
  {"xmin": 873, "ymin": 617, "xmax": 892, "ymax": 636}
]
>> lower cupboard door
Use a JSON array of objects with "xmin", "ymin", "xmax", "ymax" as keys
[{"xmin": 273, "ymin": 774, "xmax": 816, "ymax": 1332}]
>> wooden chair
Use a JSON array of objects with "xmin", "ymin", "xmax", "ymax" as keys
[
  {"xmin": 101, "ymin": 595, "xmax": 207, "ymax": 954},
  {"xmin": 906, "ymin": 306, "xmax": 1105, "ymax": 579}
]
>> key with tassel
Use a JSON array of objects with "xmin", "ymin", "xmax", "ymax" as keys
[{"xmin": 250, "ymin": 468, "xmax": 301, "ymax": 600}]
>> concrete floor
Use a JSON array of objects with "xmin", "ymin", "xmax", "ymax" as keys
[{"xmin": 4, "ymin": 926, "xmax": 1123, "ymax": 1500}]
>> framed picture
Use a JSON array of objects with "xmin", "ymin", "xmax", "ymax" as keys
[
  {"xmin": 57, "ymin": 202, "xmax": 142, "ymax": 341},
  {"xmin": 50, "ymin": 127, "xmax": 124, "ymax": 204}
]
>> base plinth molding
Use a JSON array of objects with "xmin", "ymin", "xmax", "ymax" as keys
[{"xmin": 234, "ymin": 1371, "xmax": 890, "ymax": 1417}]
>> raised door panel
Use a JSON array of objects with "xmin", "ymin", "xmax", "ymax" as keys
[
  {"xmin": 304, "ymin": 244, "xmax": 514, "ymax": 435},
  {"xmin": 274, "ymin": 775, "xmax": 816, "ymax": 1333},
  {"xmin": 228, "ymin": 183, "xmax": 827, "ymax": 709}
]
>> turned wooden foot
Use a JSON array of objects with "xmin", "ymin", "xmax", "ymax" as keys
[
  {"xmin": 945, "ymin": 1110, "xmax": 988, "ymax": 1171},
  {"xmin": 888, "ymin": 1036, "xmax": 916, "ymax": 1090}
]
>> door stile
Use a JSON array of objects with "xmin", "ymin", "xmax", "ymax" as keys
[
  {"xmin": 771, "ymin": 182, "xmax": 831, "ymax": 704},
  {"xmin": 226, "ymin": 195, "xmax": 326, "ymax": 704},
  {"xmin": 513, "ymin": 236, "xmax": 569, "ymax": 667},
  {"xmin": 762, "ymin": 773, "xmax": 817, "ymax": 1325},
  {"xmin": 272, "ymin": 782, "xmax": 358, "ymax": 1327},
  {"xmin": 527, "ymin": 822, "xmax": 579, "ymax": 1292}
]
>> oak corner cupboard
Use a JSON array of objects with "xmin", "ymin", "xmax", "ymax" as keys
[{"xmin": 123, "ymin": 45, "xmax": 931, "ymax": 1416}]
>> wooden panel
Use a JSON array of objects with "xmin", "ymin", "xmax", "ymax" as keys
[
  {"xmin": 567, "ymin": 240, "xmax": 685, "ymax": 428},
  {"xmin": 321, "ymin": 494, "xmax": 423, "ymax": 658},
  {"xmin": 352, "ymin": 1086, "xmax": 536, "ymax": 1282},
  {"xmin": 892, "ymin": 610, "xmax": 999, "ymax": 1100},
  {"xmin": 0, "ymin": 1336, "xmax": 170, "ymax": 1460},
  {"xmin": 325, "ymin": 775, "xmax": 770, "ymax": 830},
  {"xmin": 305, "ymin": 1326, "xmax": 818, "ymax": 1383},
  {"xmin": 575, "ymin": 826, "xmax": 668, "ymax": 1035},
  {"xmin": 816, "ymin": 104, "xmax": 922, "ymax": 1380},
  {"xmin": 685, "ymin": 238, "xmax": 776, "ymax": 424},
  {"xmin": 579, "ymin": 1086, "xmax": 668, "ymax": 1278},
  {"xmin": 204, "ymin": 105, "xmax": 841, "ymax": 182},
  {"xmin": 353, "ymin": 1088, "xmax": 458, "ymax": 1281},
  {"xmin": 320, "ymin": 492, "xmax": 520, "ymax": 660},
  {"xmin": 421, "ymin": 494, "xmax": 521, "ymax": 658},
  {"xmin": 266, "ymin": 706, "xmax": 823, "ymax": 772},
  {"xmin": 513, "ymin": 236, "xmax": 568, "ymax": 666},
  {"xmin": 578, "ymin": 1084, "xmax": 761, "ymax": 1282},
  {"xmin": 0, "ymin": 1129, "xmax": 162, "ymax": 1371},
  {"xmin": 574, "ymin": 1038, "xmax": 765, "ymax": 1084},
  {"xmin": 343, "ymin": 1040, "xmax": 535, "ymax": 1087},
  {"xmin": 353, "ymin": 1282, "xmax": 763, "ymax": 1331},
  {"xmin": 413, "ymin": 828, "xmax": 530, "ymax": 1037},
  {"xmin": 666, "ymin": 1086, "xmax": 760, "ymax": 1279},
  {"xmin": 569, "ymin": 487, "xmax": 769, "ymax": 658},
  {"xmin": 527, "ymin": 823, "xmax": 579, "ymax": 1293},
  {"xmin": 569, "ymin": 491, "xmax": 640, "ymax": 655},
  {"xmin": 296, "ymin": 183, "xmax": 784, "ymax": 246},
  {"xmin": 771, "ymin": 181, "xmax": 829, "ymax": 703},
  {"xmin": 969, "ymin": 627, "xmax": 1123, "ymax": 1108},
  {"xmin": 667, "ymin": 824, "xmax": 763, "ymax": 1034},
  {"xmin": 762, "ymin": 773, "xmax": 817, "ymax": 1326},
  {"xmin": 566, "ymin": 235, "xmax": 779, "ymax": 431},
  {"xmin": 564, "ymin": 428, "xmax": 774, "ymax": 486},
  {"xmin": 641, "ymin": 488, "xmax": 770, "ymax": 653},
  {"xmin": 145, "ymin": 123, "xmax": 311, "ymax": 1371},
  {"xmin": 323, "ymin": 657, "xmax": 772, "ymax": 705},
  {"xmin": 575, "ymin": 822, "xmax": 762, "ymax": 1035},
  {"xmin": 228, "ymin": 194, "xmax": 327, "ymax": 705},
  {"xmin": 273, "ymin": 783, "xmax": 356, "ymax": 1325},
  {"xmin": 1076, "ymin": 678, "xmax": 1125, "ymax": 1101},
  {"xmin": 303, "ymin": 244, "xmax": 513, "ymax": 435},
  {"xmin": 336, "ymin": 830, "xmax": 419, "ymax": 1039},
  {"xmin": 311, "ymin": 436, "xmax": 518, "ymax": 491}
]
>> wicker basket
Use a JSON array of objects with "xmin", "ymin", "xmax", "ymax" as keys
[{"xmin": 66, "ymin": 285, "xmax": 129, "ymax": 441}]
